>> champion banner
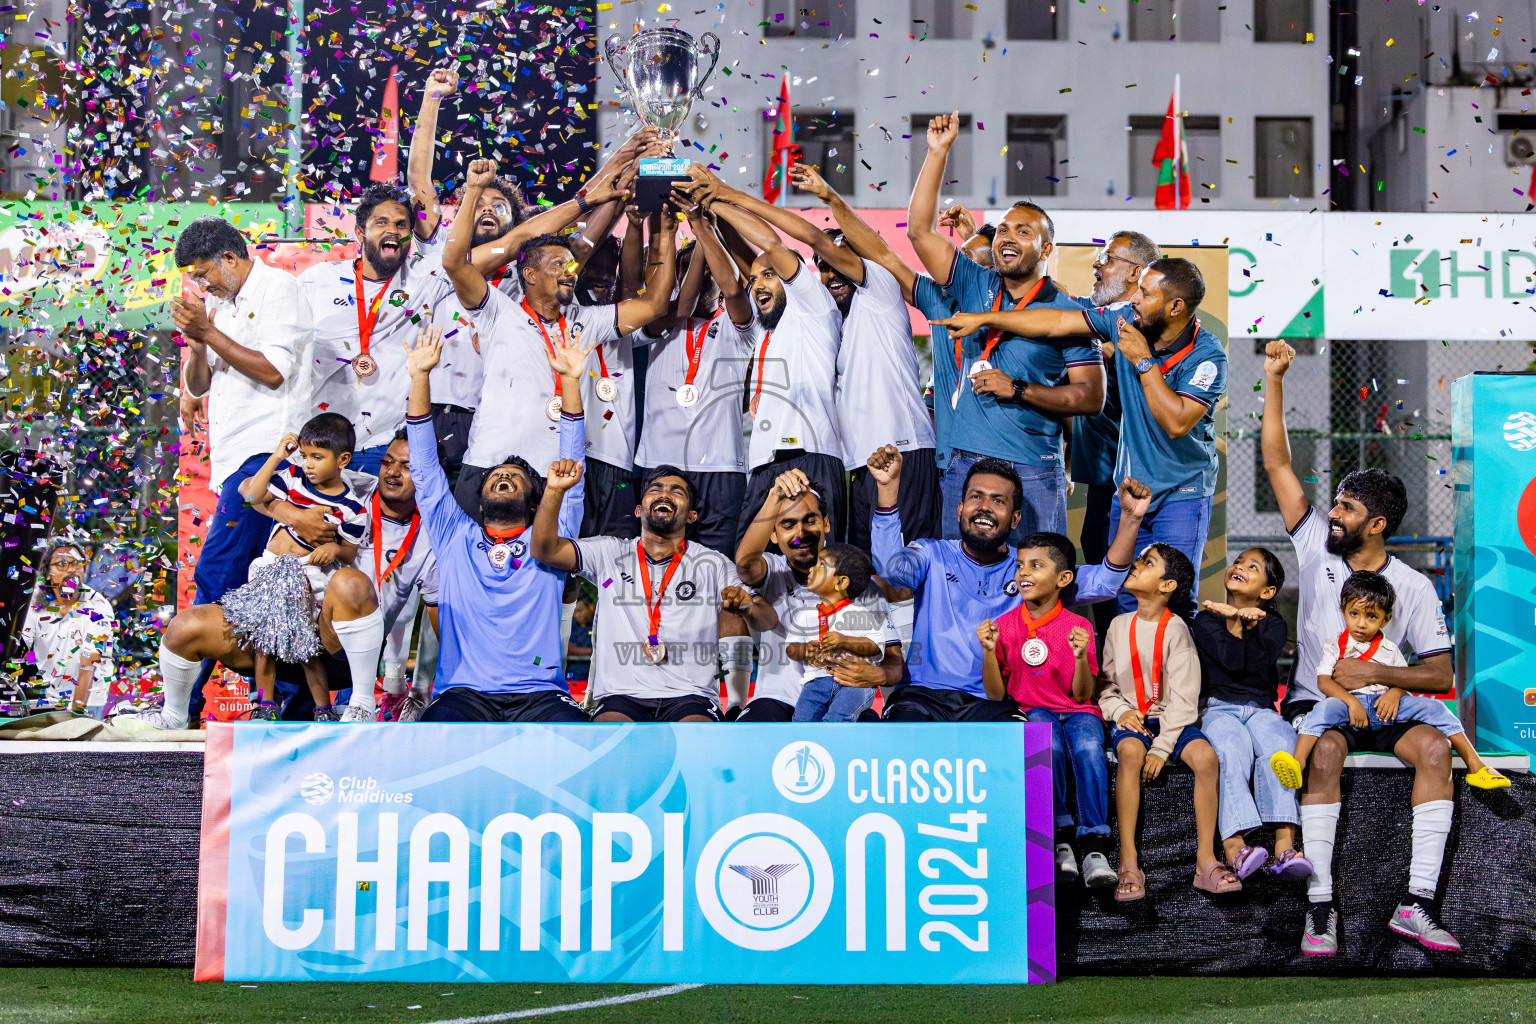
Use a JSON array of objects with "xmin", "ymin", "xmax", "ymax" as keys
[{"xmin": 195, "ymin": 723, "xmax": 1054, "ymax": 984}]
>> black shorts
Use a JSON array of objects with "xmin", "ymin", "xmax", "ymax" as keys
[
  {"xmin": 847, "ymin": 448, "xmax": 941, "ymax": 549},
  {"xmin": 582, "ymin": 458, "xmax": 641, "ymax": 539},
  {"xmin": 737, "ymin": 697, "xmax": 795, "ymax": 722},
  {"xmin": 274, "ymin": 648, "xmax": 351, "ymax": 720},
  {"xmin": 741, "ymin": 450, "xmax": 848, "ymax": 549},
  {"xmin": 679, "ymin": 469, "xmax": 747, "ymax": 557},
  {"xmin": 1284, "ymin": 699, "xmax": 1425, "ymax": 754},
  {"xmin": 881, "ymin": 684, "xmax": 1025, "ymax": 723},
  {"xmin": 421, "ymin": 686, "xmax": 589, "ymax": 723},
  {"xmin": 593, "ymin": 693, "xmax": 723, "ymax": 722}
]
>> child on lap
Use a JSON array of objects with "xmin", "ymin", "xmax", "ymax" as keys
[
  {"xmin": 978, "ymin": 532, "xmax": 1115, "ymax": 889},
  {"xmin": 791, "ymin": 544, "xmax": 887, "ymax": 722}
]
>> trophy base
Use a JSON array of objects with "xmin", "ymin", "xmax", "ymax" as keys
[{"xmin": 636, "ymin": 156, "xmax": 690, "ymax": 212}]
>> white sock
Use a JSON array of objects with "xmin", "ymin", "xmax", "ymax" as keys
[
  {"xmin": 1409, "ymin": 799, "xmax": 1455, "ymax": 901},
  {"xmin": 381, "ymin": 664, "xmax": 407, "ymax": 695},
  {"xmin": 155, "ymin": 644, "xmax": 199, "ymax": 730},
  {"xmin": 413, "ymin": 611, "xmax": 439, "ymax": 687},
  {"xmin": 890, "ymin": 598, "xmax": 915, "ymax": 651},
  {"xmin": 332, "ymin": 608, "xmax": 384, "ymax": 715},
  {"xmin": 1299, "ymin": 802, "xmax": 1341, "ymax": 903},
  {"xmin": 560, "ymin": 599, "xmax": 577, "ymax": 674},
  {"xmin": 719, "ymin": 635, "xmax": 755, "ymax": 708}
]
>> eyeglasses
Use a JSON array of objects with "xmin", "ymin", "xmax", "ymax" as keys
[
  {"xmin": 1092, "ymin": 251, "xmax": 1144, "ymax": 270},
  {"xmin": 50, "ymin": 557, "xmax": 85, "ymax": 570}
]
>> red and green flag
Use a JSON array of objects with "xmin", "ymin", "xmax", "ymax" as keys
[
  {"xmin": 1152, "ymin": 77, "xmax": 1190, "ymax": 210},
  {"xmin": 763, "ymin": 76, "xmax": 793, "ymax": 204}
]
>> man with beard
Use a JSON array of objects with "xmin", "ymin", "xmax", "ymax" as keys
[
  {"xmin": 865, "ymin": 444, "xmax": 1152, "ymax": 723},
  {"xmin": 1261, "ymin": 340, "xmax": 1458, "ymax": 956},
  {"xmin": 734, "ymin": 471, "xmax": 904, "ymax": 721},
  {"xmin": 300, "ymin": 183, "xmax": 457, "ymax": 476},
  {"xmin": 442, "ymin": 158, "xmax": 668, "ymax": 522},
  {"xmin": 399, "ymin": 324, "xmax": 592, "ymax": 722},
  {"xmin": 677, "ymin": 166, "xmax": 847, "ymax": 550},
  {"xmin": 531, "ymin": 464, "xmax": 779, "ymax": 722},
  {"xmin": 931, "ymin": 257, "xmax": 1224, "ymax": 615},
  {"xmin": 908, "ymin": 113, "xmax": 1106, "ymax": 545}
]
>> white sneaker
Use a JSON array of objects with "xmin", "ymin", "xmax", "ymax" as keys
[
  {"xmin": 1082, "ymin": 851, "xmax": 1118, "ymax": 888},
  {"xmin": 111, "ymin": 708, "xmax": 189, "ymax": 734},
  {"xmin": 340, "ymin": 703, "xmax": 376, "ymax": 723},
  {"xmin": 1055, "ymin": 842, "xmax": 1080, "ymax": 881},
  {"xmin": 395, "ymin": 694, "xmax": 425, "ymax": 722}
]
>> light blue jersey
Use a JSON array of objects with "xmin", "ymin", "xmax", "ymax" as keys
[
  {"xmin": 872, "ymin": 508, "xmax": 1129, "ymax": 696},
  {"xmin": 406, "ymin": 410, "xmax": 585, "ymax": 694}
]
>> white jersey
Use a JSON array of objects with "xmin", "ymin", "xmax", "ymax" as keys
[
  {"xmin": 1313, "ymin": 632, "xmax": 1410, "ymax": 697},
  {"xmin": 636, "ymin": 310, "xmax": 754, "ymax": 473},
  {"xmin": 835, "ymin": 258, "xmax": 936, "ymax": 467},
  {"xmin": 413, "ymin": 216, "xmax": 525, "ymax": 300},
  {"xmin": 300, "ymin": 251, "xmax": 456, "ymax": 451},
  {"xmin": 582, "ymin": 330, "xmax": 642, "ymax": 471},
  {"xmin": 751, "ymin": 552, "xmax": 896, "ymax": 704},
  {"xmin": 574, "ymin": 535, "xmax": 742, "ymax": 700},
  {"xmin": 1288, "ymin": 507, "xmax": 1451, "ymax": 704},
  {"xmin": 742, "ymin": 263, "xmax": 843, "ymax": 470},
  {"xmin": 21, "ymin": 588, "xmax": 116, "ymax": 708},
  {"xmin": 428, "ymin": 262, "xmax": 525, "ymax": 410},
  {"xmin": 462, "ymin": 290, "xmax": 620, "ymax": 472}
]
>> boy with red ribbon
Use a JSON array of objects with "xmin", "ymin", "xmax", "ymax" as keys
[
  {"xmin": 977, "ymin": 532, "xmax": 1115, "ymax": 890},
  {"xmin": 1098, "ymin": 542, "xmax": 1232, "ymax": 901}
]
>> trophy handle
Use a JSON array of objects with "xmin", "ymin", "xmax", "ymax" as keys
[
  {"xmin": 603, "ymin": 33, "xmax": 631, "ymax": 82},
  {"xmin": 691, "ymin": 31, "xmax": 722, "ymax": 99}
]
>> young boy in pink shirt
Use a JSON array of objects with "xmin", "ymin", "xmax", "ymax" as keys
[{"xmin": 978, "ymin": 532, "xmax": 1115, "ymax": 889}]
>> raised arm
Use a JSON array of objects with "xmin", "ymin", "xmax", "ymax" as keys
[
  {"xmin": 406, "ymin": 68, "xmax": 458, "ymax": 242},
  {"xmin": 735, "ymin": 469, "xmax": 807, "ymax": 587},
  {"xmin": 530, "ymin": 460, "xmax": 584, "ymax": 573},
  {"xmin": 792, "ymin": 162, "xmax": 916, "ymax": 302},
  {"xmin": 686, "ymin": 209, "xmax": 752, "ymax": 325},
  {"xmin": 688, "ymin": 182, "xmax": 800, "ymax": 281},
  {"xmin": 928, "ymin": 307, "xmax": 1091, "ymax": 341},
  {"xmin": 905, "ymin": 111, "xmax": 962, "ymax": 285},
  {"xmin": 617, "ymin": 208, "xmax": 648, "ymax": 303},
  {"xmin": 614, "ymin": 213, "xmax": 677, "ymax": 336},
  {"xmin": 238, "ymin": 433, "xmax": 298, "ymax": 505},
  {"xmin": 443, "ymin": 159, "xmax": 496, "ymax": 310},
  {"xmin": 694, "ymin": 164, "xmax": 864, "ymax": 284},
  {"xmin": 1260, "ymin": 340, "xmax": 1310, "ymax": 532}
]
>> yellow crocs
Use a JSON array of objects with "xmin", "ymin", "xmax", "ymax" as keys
[
  {"xmin": 1465, "ymin": 766, "xmax": 1511, "ymax": 790},
  {"xmin": 1270, "ymin": 751, "xmax": 1304, "ymax": 790}
]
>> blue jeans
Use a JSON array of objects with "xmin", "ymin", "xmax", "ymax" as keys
[
  {"xmin": 1024, "ymin": 708, "xmax": 1110, "ymax": 837},
  {"xmin": 349, "ymin": 445, "xmax": 388, "ymax": 477},
  {"xmin": 1298, "ymin": 691, "xmax": 1464, "ymax": 739},
  {"xmin": 191, "ymin": 453, "xmax": 274, "ymax": 606},
  {"xmin": 1108, "ymin": 492, "xmax": 1212, "ymax": 614},
  {"xmin": 793, "ymin": 675, "xmax": 876, "ymax": 722},
  {"xmin": 1201, "ymin": 698, "xmax": 1300, "ymax": 840},
  {"xmin": 940, "ymin": 451, "xmax": 1067, "ymax": 548}
]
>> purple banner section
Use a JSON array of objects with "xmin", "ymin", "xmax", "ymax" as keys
[{"xmin": 1023, "ymin": 722, "xmax": 1057, "ymax": 983}]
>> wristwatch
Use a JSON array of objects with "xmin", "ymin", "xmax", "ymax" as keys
[
  {"xmin": 1011, "ymin": 377, "xmax": 1028, "ymax": 402},
  {"xmin": 1135, "ymin": 356, "xmax": 1155, "ymax": 375}
]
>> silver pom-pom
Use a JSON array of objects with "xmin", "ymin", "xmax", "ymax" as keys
[{"xmin": 222, "ymin": 555, "xmax": 322, "ymax": 663}]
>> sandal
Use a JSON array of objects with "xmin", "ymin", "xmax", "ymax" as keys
[
  {"xmin": 1466, "ymin": 766, "xmax": 1511, "ymax": 790},
  {"xmin": 1193, "ymin": 860, "xmax": 1243, "ymax": 894},
  {"xmin": 1270, "ymin": 751, "xmax": 1304, "ymax": 789},
  {"xmin": 1229, "ymin": 845, "xmax": 1269, "ymax": 880},
  {"xmin": 1114, "ymin": 865, "xmax": 1146, "ymax": 902},
  {"xmin": 1266, "ymin": 848, "xmax": 1313, "ymax": 881}
]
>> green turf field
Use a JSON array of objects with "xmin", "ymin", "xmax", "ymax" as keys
[{"xmin": 0, "ymin": 970, "xmax": 1531, "ymax": 1024}]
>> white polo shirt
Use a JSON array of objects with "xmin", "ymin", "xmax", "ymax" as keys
[
  {"xmin": 1288, "ymin": 506, "xmax": 1452, "ymax": 705},
  {"xmin": 581, "ymin": 330, "xmax": 643, "ymax": 472},
  {"xmin": 574, "ymin": 536, "xmax": 742, "ymax": 700},
  {"xmin": 428, "ymin": 267, "xmax": 524, "ymax": 411},
  {"xmin": 21, "ymin": 588, "xmax": 116, "ymax": 708},
  {"xmin": 348, "ymin": 475, "xmax": 440, "ymax": 633},
  {"xmin": 462, "ymin": 290, "xmax": 620, "ymax": 472},
  {"xmin": 835, "ymin": 258, "xmax": 936, "ymax": 467},
  {"xmin": 751, "ymin": 552, "xmax": 897, "ymax": 704},
  {"xmin": 741, "ymin": 263, "xmax": 842, "ymax": 471},
  {"xmin": 636, "ymin": 310, "xmax": 754, "ymax": 474},
  {"xmin": 300, "ymin": 251, "xmax": 455, "ymax": 451},
  {"xmin": 192, "ymin": 256, "xmax": 315, "ymax": 491}
]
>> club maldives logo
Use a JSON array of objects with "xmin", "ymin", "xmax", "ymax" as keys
[
  {"xmin": 1503, "ymin": 411, "xmax": 1536, "ymax": 452},
  {"xmin": 299, "ymin": 772, "xmax": 334, "ymax": 806},
  {"xmin": 771, "ymin": 741, "xmax": 834, "ymax": 803}
]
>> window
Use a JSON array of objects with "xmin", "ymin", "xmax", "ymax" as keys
[
  {"xmin": 909, "ymin": 113, "xmax": 973, "ymax": 197},
  {"xmin": 765, "ymin": 110, "xmax": 855, "ymax": 198},
  {"xmin": 764, "ymin": 0, "xmax": 856, "ymax": 39},
  {"xmin": 1254, "ymin": 0, "xmax": 1311, "ymax": 42},
  {"xmin": 1128, "ymin": 0, "xmax": 1219, "ymax": 41},
  {"xmin": 1005, "ymin": 115, "xmax": 1066, "ymax": 197},
  {"xmin": 1127, "ymin": 114, "xmax": 1221, "ymax": 198},
  {"xmin": 1255, "ymin": 117, "xmax": 1313, "ymax": 197},
  {"xmin": 1006, "ymin": 0, "xmax": 1060, "ymax": 40},
  {"xmin": 910, "ymin": 0, "xmax": 975, "ymax": 40}
]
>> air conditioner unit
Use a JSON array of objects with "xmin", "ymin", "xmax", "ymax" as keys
[{"xmin": 1505, "ymin": 134, "xmax": 1536, "ymax": 166}]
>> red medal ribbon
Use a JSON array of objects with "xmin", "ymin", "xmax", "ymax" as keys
[
  {"xmin": 354, "ymin": 261, "xmax": 396, "ymax": 359},
  {"xmin": 1149, "ymin": 317, "xmax": 1201, "ymax": 377},
  {"xmin": 750, "ymin": 330, "xmax": 772, "ymax": 416},
  {"xmin": 1018, "ymin": 600, "xmax": 1063, "ymax": 639},
  {"xmin": 596, "ymin": 343, "xmax": 612, "ymax": 386},
  {"xmin": 1338, "ymin": 630, "xmax": 1384, "ymax": 662},
  {"xmin": 685, "ymin": 309, "xmax": 721, "ymax": 388},
  {"xmin": 637, "ymin": 539, "xmax": 687, "ymax": 645},
  {"xmin": 954, "ymin": 276, "xmax": 1046, "ymax": 385},
  {"xmin": 1129, "ymin": 608, "xmax": 1173, "ymax": 715},
  {"xmin": 521, "ymin": 297, "xmax": 566, "ymax": 403},
  {"xmin": 370, "ymin": 491, "xmax": 420, "ymax": 587},
  {"xmin": 489, "ymin": 267, "xmax": 508, "ymax": 291},
  {"xmin": 486, "ymin": 525, "xmax": 527, "ymax": 543},
  {"xmin": 817, "ymin": 597, "xmax": 853, "ymax": 640}
]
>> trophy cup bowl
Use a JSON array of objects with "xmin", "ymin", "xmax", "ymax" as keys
[{"xmin": 603, "ymin": 27, "xmax": 721, "ymax": 138}]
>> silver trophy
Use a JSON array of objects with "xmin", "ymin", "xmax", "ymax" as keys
[{"xmin": 603, "ymin": 27, "xmax": 721, "ymax": 138}]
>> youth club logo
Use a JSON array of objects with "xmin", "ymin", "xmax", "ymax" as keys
[
  {"xmin": 771, "ymin": 741, "xmax": 834, "ymax": 803},
  {"xmin": 695, "ymin": 813, "xmax": 833, "ymax": 950},
  {"xmin": 1503, "ymin": 411, "xmax": 1536, "ymax": 451},
  {"xmin": 299, "ymin": 772, "xmax": 334, "ymax": 806}
]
